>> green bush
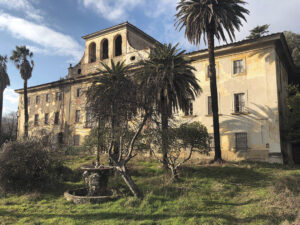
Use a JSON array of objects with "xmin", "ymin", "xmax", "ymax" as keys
[{"xmin": 0, "ymin": 139, "xmax": 64, "ymax": 193}]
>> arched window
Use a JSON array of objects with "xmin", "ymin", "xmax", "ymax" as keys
[
  {"xmin": 101, "ymin": 39, "xmax": 109, "ymax": 60},
  {"xmin": 89, "ymin": 42, "xmax": 96, "ymax": 63},
  {"xmin": 115, "ymin": 35, "xmax": 122, "ymax": 56}
]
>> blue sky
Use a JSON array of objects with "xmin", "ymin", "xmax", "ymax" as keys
[{"xmin": 1, "ymin": 0, "xmax": 300, "ymax": 115}]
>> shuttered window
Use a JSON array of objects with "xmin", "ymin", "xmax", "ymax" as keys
[
  {"xmin": 74, "ymin": 135, "xmax": 80, "ymax": 146},
  {"xmin": 85, "ymin": 109, "xmax": 92, "ymax": 127},
  {"xmin": 235, "ymin": 133, "xmax": 247, "ymax": 151},
  {"xmin": 44, "ymin": 113, "xmax": 49, "ymax": 125},
  {"xmin": 208, "ymin": 96, "xmax": 212, "ymax": 115},
  {"xmin": 234, "ymin": 93, "xmax": 245, "ymax": 113},
  {"xmin": 36, "ymin": 96, "xmax": 40, "ymax": 104},
  {"xmin": 46, "ymin": 94, "xmax": 50, "ymax": 103},
  {"xmin": 184, "ymin": 99, "xmax": 193, "ymax": 116},
  {"xmin": 75, "ymin": 110, "xmax": 80, "ymax": 123},
  {"xmin": 233, "ymin": 60, "xmax": 244, "ymax": 74},
  {"xmin": 54, "ymin": 112, "xmax": 59, "ymax": 124},
  {"xmin": 34, "ymin": 114, "xmax": 39, "ymax": 126}
]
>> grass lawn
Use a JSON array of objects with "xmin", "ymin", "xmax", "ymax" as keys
[{"xmin": 0, "ymin": 154, "xmax": 300, "ymax": 225}]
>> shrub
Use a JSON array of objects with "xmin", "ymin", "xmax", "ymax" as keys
[
  {"xmin": 150, "ymin": 121, "xmax": 210, "ymax": 181},
  {"xmin": 0, "ymin": 139, "xmax": 64, "ymax": 193}
]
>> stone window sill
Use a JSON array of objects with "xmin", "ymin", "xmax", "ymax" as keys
[
  {"xmin": 205, "ymin": 114, "xmax": 223, "ymax": 117},
  {"xmin": 182, "ymin": 115, "xmax": 197, "ymax": 118},
  {"xmin": 231, "ymin": 112, "xmax": 249, "ymax": 116}
]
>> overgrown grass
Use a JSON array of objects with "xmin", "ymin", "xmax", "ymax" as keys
[{"xmin": 0, "ymin": 154, "xmax": 300, "ymax": 225}]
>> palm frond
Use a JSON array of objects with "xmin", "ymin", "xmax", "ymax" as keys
[{"xmin": 175, "ymin": 0, "xmax": 249, "ymax": 45}]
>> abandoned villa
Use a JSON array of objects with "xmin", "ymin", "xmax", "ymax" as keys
[{"xmin": 15, "ymin": 22, "xmax": 297, "ymax": 164}]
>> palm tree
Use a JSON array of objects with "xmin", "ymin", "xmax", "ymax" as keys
[
  {"xmin": 86, "ymin": 60, "xmax": 134, "ymax": 164},
  {"xmin": 247, "ymin": 24, "xmax": 270, "ymax": 39},
  {"xmin": 0, "ymin": 55, "xmax": 10, "ymax": 136},
  {"xmin": 86, "ymin": 60, "xmax": 148, "ymax": 198},
  {"xmin": 139, "ymin": 43, "xmax": 201, "ymax": 169},
  {"xmin": 176, "ymin": 0, "xmax": 249, "ymax": 162},
  {"xmin": 10, "ymin": 46, "xmax": 34, "ymax": 138}
]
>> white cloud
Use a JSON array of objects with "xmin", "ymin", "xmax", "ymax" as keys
[
  {"xmin": 79, "ymin": 0, "xmax": 143, "ymax": 22},
  {"xmin": 144, "ymin": 0, "xmax": 177, "ymax": 18},
  {"xmin": 0, "ymin": 0, "xmax": 43, "ymax": 22},
  {"xmin": 0, "ymin": 13, "xmax": 83, "ymax": 62},
  {"xmin": 3, "ymin": 88, "xmax": 18, "ymax": 115},
  {"xmin": 235, "ymin": 0, "xmax": 300, "ymax": 41}
]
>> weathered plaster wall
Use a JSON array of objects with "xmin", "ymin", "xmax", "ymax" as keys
[
  {"xmin": 69, "ymin": 27, "xmax": 151, "ymax": 77},
  {"xmin": 16, "ymin": 26, "xmax": 289, "ymax": 163},
  {"xmin": 181, "ymin": 45, "xmax": 282, "ymax": 162}
]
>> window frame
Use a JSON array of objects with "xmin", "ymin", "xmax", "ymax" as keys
[
  {"xmin": 89, "ymin": 42, "xmax": 96, "ymax": 63},
  {"xmin": 233, "ymin": 93, "xmax": 246, "ymax": 113},
  {"xmin": 54, "ymin": 112, "xmax": 59, "ymax": 125},
  {"xmin": 36, "ymin": 95, "xmax": 40, "ymax": 105},
  {"xmin": 56, "ymin": 92, "xmax": 63, "ymax": 101},
  {"xmin": 114, "ymin": 35, "xmax": 122, "ymax": 57},
  {"xmin": 76, "ymin": 88, "xmax": 81, "ymax": 98},
  {"xmin": 232, "ymin": 57, "xmax": 247, "ymax": 76},
  {"xmin": 75, "ymin": 110, "xmax": 80, "ymax": 123},
  {"xmin": 34, "ymin": 114, "xmax": 39, "ymax": 126},
  {"xmin": 73, "ymin": 135, "xmax": 80, "ymax": 146},
  {"xmin": 235, "ymin": 132, "xmax": 248, "ymax": 152},
  {"xmin": 207, "ymin": 96, "xmax": 212, "ymax": 115},
  {"xmin": 85, "ymin": 109, "xmax": 93, "ymax": 128},
  {"xmin": 44, "ymin": 113, "xmax": 49, "ymax": 125},
  {"xmin": 184, "ymin": 99, "xmax": 194, "ymax": 116},
  {"xmin": 46, "ymin": 93, "xmax": 50, "ymax": 103},
  {"xmin": 205, "ymin": 62, "xmax": 219, "ymax": 81},
  {"xmin": 101, "ymin": 38, "xmax": 109, "ymax": 60}
]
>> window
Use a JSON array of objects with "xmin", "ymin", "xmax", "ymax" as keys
[
  {"xmin": 74, "ymin": 135, "xmax": 80, "ymax": 146},
  {"xmin": 234, "ymin": 93, "xmax": 245, "ymax": 113},
  {"xmin": 184, "ymin": 99, "xmax": 193, "ymax": 116},
  {"xmin": 77, "ymin": 69, "xmax": 81, "ymax": 74},
  {"xmin": 209, "ymin": 134, "xmax": 215, "ymax": 151},
  {"xmin": 75, "ymin": 110, "xmax": 80, "ymax": 123},
  {"xmin": 207, "ymin": 65, "xmax": 211, "ymax": 78},
  {"xmin": 101, "ymin": 39, "xmax": 109, "ymax": 60},
  {"xmin": 89, "ymin": 42, "xmax": 96, "ymax": 63},
  {"xmin": 34, "ymin": 114, "xmax": 39, "ymax": 126},
  {"xmin": 235, "ymin": 132, "xmax": 247, "ymax": 151},
  {"xmin": 46, "ymin": 94, "xmax": 50, "ymax": 103},
  {"xmin": 233, "ymin": 59, "xmax": 244, "ymax": 74},
  {"xmin": 58, "ymin": 132, "xmax": 64, "ymax": 144},
  {"xmin": 115, "ymin": 35, "xmax": 122, "ymax": 56},
  {"xmin": 76, "ymin": 88, "xmax": 81, "ymax": 98},
  {"xmin": 27, "ymin": 97, "xmax": 30, "ymax": 105},
  {"xmin": 56, "ymin": 92, "xmax": 62, "ymax": 101},
  {"xmin": 44, "ymin": 113, "xmax": 49, "ymax": 125},
  {"xmin": 36, "ymin": 95, "xmax": 40, "ymax": 104},
  {"xmin": 208, "ymin": 96, "xmax": 212, "ymax": 115},
  {"xmin": 54, "ymin": 112, "xmax": 59, "ymax": 125},
  {"xmin": 206, "ymin": 63, "xmax": 219, "ymax": 80},
  {"xmin": 85, "ymin": 109, "xmax": 92, "ymax": 128}
]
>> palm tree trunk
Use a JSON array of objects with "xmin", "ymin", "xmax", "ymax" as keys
[
  {"xmin": 0, "ymin": 89, "xmax": 3, "ymax": 137},
  {"xmin": 207, "ymin": 31, "xmax": 222, "ymax": 162},
  {"xmin": 161, "ymin": 107, "xmax": 169, "ymax": 170},
  {"xmin": 24, "ymin": 79, "xmax": 29, "ymax": 138}
]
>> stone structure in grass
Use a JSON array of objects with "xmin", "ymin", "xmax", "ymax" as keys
[{"xmin": 64, "ymin": 162, "xmax": 116, "ymax": 204}]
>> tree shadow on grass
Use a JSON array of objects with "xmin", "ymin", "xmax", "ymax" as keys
[
  {"xmin": 2, "ymin": 209, "xmax": 296, "ymax": 225},
  {"xmin": 179, "ymin": 165, "xmax": 270, "ymax": 188}
]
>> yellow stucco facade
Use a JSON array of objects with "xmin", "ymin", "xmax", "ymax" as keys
[{"xmin": 15, "ymin": 22, "xmax": 295, "ymax": 163}]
